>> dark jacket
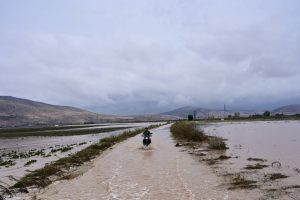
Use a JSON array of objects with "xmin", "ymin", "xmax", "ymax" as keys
[{"xmin": 143, "ymin": 130, "xmax": 152, "ymax": 138}]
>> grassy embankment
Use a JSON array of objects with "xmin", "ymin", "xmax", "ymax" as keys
[
  {"xmin": 7, "ymin": 124, "xmax": 163, "ymax": 194},
  {"xmin": 170, "ymin": 121, "xmax": 226, "ymax": 149},
  {"xmin": 0, "ymin": 126, "xmax": 131, "ymax": 137}
]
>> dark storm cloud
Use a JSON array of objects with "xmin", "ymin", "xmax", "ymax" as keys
[{"xmin": 0, "ymin": 0, "xmax": 300, "ymax": 114}]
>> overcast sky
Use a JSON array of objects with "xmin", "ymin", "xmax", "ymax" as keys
[{"xmin": 0, "ymin": 0, "xmax": 300, "ymax": 115}]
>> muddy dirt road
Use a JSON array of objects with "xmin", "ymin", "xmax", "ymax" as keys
[{"xmin": 37, "ymin": 125, "xmax": 257, "ymax": 200}]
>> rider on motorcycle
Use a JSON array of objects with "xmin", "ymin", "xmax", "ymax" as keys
[
  {"xmin": 142, "ymin": 127, "xmax": 152, "ymax": 146},
  {"xmin": 143, "ymin": 127, "xmax": 152, "ymax": 138}
]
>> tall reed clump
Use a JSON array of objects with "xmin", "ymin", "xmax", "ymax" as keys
[
  {"xmin": 12, "ymin": 124, "xmax": 163, "ymax": 191},
  {"xmin": 208, "ymin": 136, "xmax": 227, "ymax": 150},
  {"xmin": 170, "ymin": 121, "xmax": 207, "ymax": 141},
  {"xmin": 170, "ymin": 121, "xmax": 227, "ymax": 150}
]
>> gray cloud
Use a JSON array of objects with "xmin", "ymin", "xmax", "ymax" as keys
[{"xmin": 0, "ymin": 0, "xmax": 300, "ymax": 114}]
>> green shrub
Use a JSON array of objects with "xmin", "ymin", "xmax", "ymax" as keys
[
  {"xmin": 0, "ymin": 160, "xmax": 16, "ymax": 168},
  {"xmin": 24, "ymin": 160, "xmax": 37, "ymax": 166}
]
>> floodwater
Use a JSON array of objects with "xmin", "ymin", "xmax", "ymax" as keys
[
  {"xmin": 36, "ymin": 124, "xmax": 261, "ymax": 200},
  {"xmin": 204, "ymin": 121, "xmax": 300, "ymax": 199},
  {"xmin": 0, "ymin": 122, "xmax": 160, "ymax": 186}
]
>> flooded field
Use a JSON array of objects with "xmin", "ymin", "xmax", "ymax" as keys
[
  {"xmin": 0, "ymin": 122, "xmax": 160, "ymax": 186},
  {"xmin": 2, "ymin": 121, "xmax": 299, "ymax": 199},
  {"xmin": 204, "ymin": 121, "xmax": 300, "ymax": 199},
  {"xmin": 37, "ymin": 124, "xmax": 258, "ymax": 200}
]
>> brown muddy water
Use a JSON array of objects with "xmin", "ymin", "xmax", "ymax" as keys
[
  {"xmin": 36, "ymin": 124, "xmax": 262, "ymax": 200},
  {"xmin": 3, "ymin": 122, "xmax": 299, "ymax": 199},
  {"xmin": 0, "ymin": 122, "xmax": 160, "ymax": 186},
  {"xmin": 204, "ymin": 121, "xmax": 300, "ymax": 199}
]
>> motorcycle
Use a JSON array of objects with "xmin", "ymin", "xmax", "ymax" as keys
[{"xmin": 143, "ymin": 136, "xmax": 151, "ymax": 146}]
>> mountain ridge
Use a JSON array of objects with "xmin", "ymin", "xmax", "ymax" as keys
[
  {"xmin": 0, "ymin": 96, "xmax": 178, "ymax": 127},
  {"xmin": 272, "ymin": 104, "xmax": 300, "ymax": 115},
  {"xmin": 162, "ymin": 106, "xmax": 211, "ymax": 118},
  {"xmin": 1, "ymin": 96, "xmax": 299, "ymax": 127},
  {"xmin": 163, "ymin": 104, "xmax": 300, "ymax": 118},
  {"xmin": 0, "ymin": 96, "xmax": 130, "ymax": 127}
]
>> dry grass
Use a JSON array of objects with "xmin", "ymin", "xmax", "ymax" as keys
[
  {"xmin": 170, "ymin": 121, "xmax": 227, "ymax": 150},
  {"xmin": 208, "ymin": 136, "xmax": 227, "ymax": 150}
]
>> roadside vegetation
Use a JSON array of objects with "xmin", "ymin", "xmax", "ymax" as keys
[
  {"xmin": 0, "ymin": 126, "xmax": 131, "ymax": 137},
  {"xmin": 170, "ymin": 121, "xmax": 227, "ymax": 150},
  {"xmin": 170, "ymin": 121, "xmax": 207, "ymax": 141},
  {"xmin": 7, "ymin": 124, "xmax": 162, "ymax": 194},
  {"xmin": 208, "ymin": 136, "xmax": 227, "ymax": 150}
]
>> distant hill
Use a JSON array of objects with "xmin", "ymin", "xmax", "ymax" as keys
[
  {"xmin": 163, "ymin": 104, "xmax": 300, "ymax": 118},
  {"xmin": 162, "ymin": 106, "xmax": 211, "ymax": 118},
  {"xmin": 0, "ymin": 96, "xmax": 130, "ymax": 127},
  {"xmin": 272, "ymin": 104, "xmax": 300, "ymax": 115},
  {"xmin": 162, "ymin": 106, "xmax": 258, "ymax": 119},
  {"xmin": 130, "ymin": 114, "xmax": 180, "ymax": 121}
]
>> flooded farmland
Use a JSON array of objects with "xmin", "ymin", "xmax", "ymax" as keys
[
  {"xmin": 0, "ymin": 122, "xmax": 161, "ymax": 186},
  {"xmin": 204, "ymin": 121, "xmax": 300, "ymax": 199},
  {"xmin": 36, "ymin": 124, "xmax": 252, "ymax": 200},
  {"xmin": 1, "ymin": 121, "xmax": 299, "ymax": 199}
]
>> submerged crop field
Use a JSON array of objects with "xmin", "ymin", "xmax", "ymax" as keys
[
  {"xmin": 0, "ymin": 124, "xmax": 104, "ymax": 134},
  {"xmin": 0, "ymin": 122, "xmax": 162, "ymax": 188},
  {"xmin": 0, "ymin": 125, "xmax": 130, "ymax": 137}
]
